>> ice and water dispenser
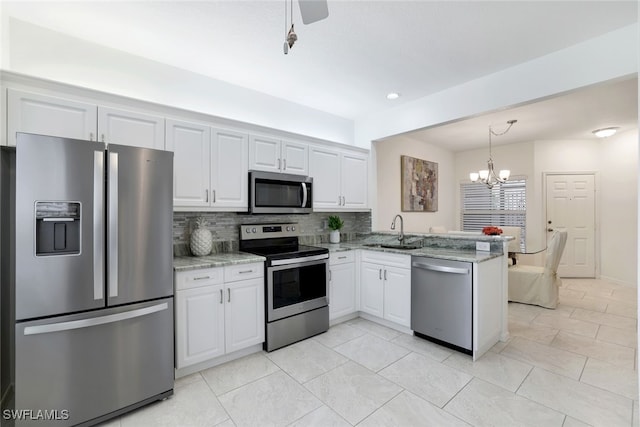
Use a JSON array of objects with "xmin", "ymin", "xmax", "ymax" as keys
[{"xmin": 35, "ymin": 201, "xmax": 81, "ymax": 256}]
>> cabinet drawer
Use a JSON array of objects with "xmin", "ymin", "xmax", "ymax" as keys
[
  {"xmin": 360, "ymin": 250, "xmax": 411, "ymax": 269},
  {"xmin": 330, "ymin": 251, "xmax": 355, "ymax": 265},
  {"xmin": 224, "ymin": 262, "xmax": 264, "ymax": 282},
  {"xmin": 175, "ymin": 267, "xmax": 224, "ymax": 291}
]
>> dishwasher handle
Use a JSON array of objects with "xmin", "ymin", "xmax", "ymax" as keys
[{"xmin": 412, "ymin": 262, "xmax": 469, "ymax": 275}]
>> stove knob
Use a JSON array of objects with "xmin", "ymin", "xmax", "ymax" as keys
[
  {"xmin": 252, "ymin": 227, "xmax": 257, "ymax": 233},
  {"xmin": 286, "ymin": 226, "xmax": 291, "ymax": 231},
  {"xmin": 292, "ymin": 226, "xmax": 296, "ymax": 231},
  {"xmin": 245, "ymin": 227, "xmax": 251, "ymax": 233}
]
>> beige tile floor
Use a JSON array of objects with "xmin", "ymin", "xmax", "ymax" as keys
[{"xmin": 103, "ymin": 278, "xmax": 638, "ymax": 427}]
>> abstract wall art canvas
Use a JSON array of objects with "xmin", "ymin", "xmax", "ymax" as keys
[{"xmin": 401, "ymin": 155, "xmax": 438, "ymax": 212}]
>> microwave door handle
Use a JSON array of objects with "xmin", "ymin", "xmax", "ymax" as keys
[{"xmin": 301, "ymin": 182, "xmax": 308, "ymax": 208}]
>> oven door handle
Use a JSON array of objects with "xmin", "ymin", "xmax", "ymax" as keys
[
  {"xmin": 301, "ymin": 182, "xmax": 308, "ymax": 208},
  {"xmin": 270, "ymin": 253, "xmax": 329, "ymax": 266}
]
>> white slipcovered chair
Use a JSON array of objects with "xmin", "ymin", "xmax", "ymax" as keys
[
  {"xmin": 508, "ymin": 231, "xmax": 567, "ymax": 309},
  {"xmin": 501, "ymin": 226, "xmax": 521, "ymax": 265}
]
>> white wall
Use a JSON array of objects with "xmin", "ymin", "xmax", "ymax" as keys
[
  {"xmin": 373, "ymin": 136, "xmax": 455, "ymax": 233},
  {"xmin": 359, "ymin": 24, "xmax": 637, "ymax": 231},
  {"xmin": 453, "ymin": 132, "xmax": 638, "ymax": 286},
  {"xmin": 0, "ymin": 18, "xmax": 355, "ymax": 146},
  {"xmin": 598, "ymin": 130, "xmax": 638, "ymax": 286}
]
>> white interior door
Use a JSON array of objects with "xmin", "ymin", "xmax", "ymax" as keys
[{"xmin": 546, "ymin": 174, "xmax": 595, "ymax": 277}]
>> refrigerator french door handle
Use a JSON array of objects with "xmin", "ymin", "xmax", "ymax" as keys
[
  {"xmin": 93, "ymin": 151, "xmax": 105, "ymax": 301},
  {"xmin": 108, "ymin": 151, "xmax": 119, "ymax": 298},
  {"xmin": 23, "ymin": 302, "xmax": 169, "ymax": 336}
]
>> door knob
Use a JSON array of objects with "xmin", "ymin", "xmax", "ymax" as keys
[{"xmin": 547, "ymin": 228, "xmax": 554, "ymax": 232}]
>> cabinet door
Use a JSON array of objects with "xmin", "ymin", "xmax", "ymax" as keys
[
  {"xmin": 383, "ymin": 266, "xmax": 411, "ymax": 327},
  {"xmin": 224, "ymin": 278, "xmax": 265, "ymax": 353},
  {"xmin": 175, "ymin": 285, "xmax": 225, "ymax": 368},
  {"xmin": 309, "ymin": 146, "xmax": 341, "ymax": 210},
  {"xmin": 329, "ymin": 262, "xmax": 356, "ymax": 320},
  {"xmin": 98, "ymin": 106, "xmax": 164, "ymax": 150},
  {"xmin": 360, "ymin": 262, "xmax": 384, "ymax": 318},
  {"xmin": 211, "ymin": 128, "xmax": 248, "ymax": 209},
  {"xmin": 7, "ymin": 89, "xmax": 97, "ymax": 146},
  {"xmin": 249, "ymin": 135, "xmax": 281, "ymax": 173},
  {"xmin": 166, "ymin": 119, "xmax": 211, "ymax": 207},
  {"xmin": 341, "ymin": 151, "xmax": 368, "ymax": 209},
  {"xmin": 281, "ymin": 140, "xmax": 308, "ymax": 175}
]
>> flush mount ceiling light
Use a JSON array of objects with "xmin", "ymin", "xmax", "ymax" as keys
[
  {"xmin": 592, "ymin": 127, "xmax": 619, "ymax": 138},
  {"xmin": 386, "ymin": 92, "xmax": 400, "ymax": 100},
  {"xmin": 470, "ymin": 119, "xmax": 518, "ymax": 189}
]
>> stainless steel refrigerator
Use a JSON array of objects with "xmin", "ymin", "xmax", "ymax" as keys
[{"xmin": 0, "ymin": 133, "xmax": 174, "ymax": 426}]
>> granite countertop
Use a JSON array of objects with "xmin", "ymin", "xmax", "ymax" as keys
[
  {"xmin": 173, "ymin": 252, "xmax": 266, "ymax": 272},
  {"xmin": 315, "ymin": 233, "xmax": 506, "ymax": 263}
]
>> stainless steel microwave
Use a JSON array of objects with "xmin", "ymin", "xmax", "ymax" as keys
[{"xmin": 249, "ymin": 171, "xmax": 313, "ymax": 214}]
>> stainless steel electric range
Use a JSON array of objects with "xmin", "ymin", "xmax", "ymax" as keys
[{"xmin": 239, "ymin": 223, "xmax": 329, "ymax": 351}]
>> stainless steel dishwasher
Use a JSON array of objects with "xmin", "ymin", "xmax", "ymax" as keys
[{"xmin": 411, "ymin": 256, "xmax": 473, "ymax": 354}]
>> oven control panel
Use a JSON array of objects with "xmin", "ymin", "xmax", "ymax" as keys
[{"xmin": 240, "ymin": 223, "xmax": 299, "ymax": 240}]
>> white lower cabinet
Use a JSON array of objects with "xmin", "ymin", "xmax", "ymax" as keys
[
  {"xmin": 175, "ymin": 263, "xmax": 264, "ymax": 369},
  {"xmin": 329, "ymin": 252, "xmax": 356, "ymax": 320},
  {"xmin": 359, "ymin": 251, "xmax": 411, "ymax": 327}
]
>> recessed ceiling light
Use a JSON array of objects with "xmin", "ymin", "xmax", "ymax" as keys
[
  {"xmin": 386, "ymin": 92, "xmax": 400, "ymax": 100},
  {"xmin": 592, "ymin": 127, "xmax": 619, "ymax": 138}
]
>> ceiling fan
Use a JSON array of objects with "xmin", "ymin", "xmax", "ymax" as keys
[{"xmin": 284, "ymin": 0, "xmax": 329, "ymax": 54}]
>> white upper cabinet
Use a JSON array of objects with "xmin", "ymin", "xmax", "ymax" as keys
[
  {"xmin": 166, "ymin": 119, "xmax": 211, "ymax": 207},
  {"xmin": 7, "ymin": 89, "xmax": 165, "ymax": 150},
  {"xmin": 7, "ymin": 89, "xmax": 97, "ymax": 146},
  {"xmin": 98, "ymin": 106, "xmax": 164, "ymax": 150},
  {"xmin": 341, "ymin": 151, "xmax": 368, "ymax": 209},
  {"xmin": 167, "ymin": 120, "xmax": 248, "ymax": 210},
  {"xmin": 310, "ymin": 145, "xmax": 368, "ymax": 211},
  {"xmin": 249, "ymin": 135, "xmax": 308, "ymax": 175},
  {"xmin": 211, "ymin": 128, "xmax": 248, "ymax": 209},
  {"xmin": 281, "ymin": 140, "xmax": 308, "ymax": 175}
]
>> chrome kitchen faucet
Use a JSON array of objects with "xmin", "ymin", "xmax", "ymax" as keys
[{"xmin": 391, "ymin": 214, "xmax": 404, "ymax": 243}]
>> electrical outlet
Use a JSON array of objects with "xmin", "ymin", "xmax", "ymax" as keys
[{"xmin": 476, "ymin": 241, "xmax": 490, "ymax": 252}]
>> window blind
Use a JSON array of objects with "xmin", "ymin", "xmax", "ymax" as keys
[{"xmin": 460, "ymin": 178, "xmax": 527, "ymax": 251}]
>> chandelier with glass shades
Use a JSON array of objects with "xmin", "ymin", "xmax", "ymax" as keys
[{"xmin": 469, "ymin": 119, "xmax": 518, "ymax": 188}]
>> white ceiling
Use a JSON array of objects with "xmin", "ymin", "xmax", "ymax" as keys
[{"xmin": 2, "ymin": 1, "xmax": 638, "ymax": 149}]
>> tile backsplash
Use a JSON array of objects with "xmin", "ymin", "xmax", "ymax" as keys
[{"xmin": 173, "ymin": 211, "xmax": 371, "ymax": 256}]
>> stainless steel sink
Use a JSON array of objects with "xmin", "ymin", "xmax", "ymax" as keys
[{"xmin": 363, "ymin": 243, "xmax": 421, "ymax": 250}]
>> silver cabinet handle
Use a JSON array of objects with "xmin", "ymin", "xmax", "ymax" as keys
[
  {"xmin": 329, "ymin": 270, "xmax": 332, "ymax": 281},
  {"xmin": 101, "ymin": 134, "xmax": 106, "ymax": 143},
  {"xmin": 379, "ymin": 269, "xmax": 382, "ymax": 280},
  {"xmin": 301, "ymin": 183, "xmax": 308, "ymax": 208},
  {"xmin": 24, "ymin": 303, "xmax": 168, "ymax": 335},
  {"xmin": 283, "ymin": 158, "xmax": 287, "ymax": 170},
  {"xmin": 193, "ymin": 276, "xmax": 211, "ymax": 280},
  {"xmin": 108, "ymin": 151, "xmax": 119, "ymax": 298},
  {"xmin": 238, "ymin": 270, "xmax": 253, "ymax": 274},
  {"xmin": 338, "ymin": 256, "xmax": 347, "ymax": 260},
  {"xmin": 93, "ymin": 150, "xmax": 104, "ymax": 301},
  {"xmin": 212, "ymin": 190, "xmax": 216, "ymax": 203},
  {"xmin": 227, "ymin": 288, "xmax": 231, "ymax": 303},
  {"xmin": 384, "ymin": 269, "xmax": 387, "ymax": 280},
  {"xmin": 219, "ymin": 289, "xmax": 223, "ymax": 304},
  {"xmin": 278, "ymin": 158, "xmax": 281, "ymax": 170},
  {"xmin": 90, "ymin": 132, "xmax": 94, "ymax": 141},
  {"xmin": 205, "ymin": 189, "xmax": 209, "ymax": 203}
]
